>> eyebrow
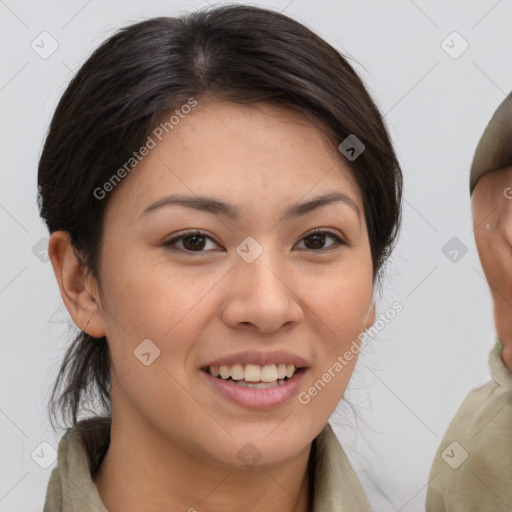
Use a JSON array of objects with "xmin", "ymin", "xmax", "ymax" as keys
[{"xmin": 140, "ymin": 192, "xmax": 361, "ymax": 222}]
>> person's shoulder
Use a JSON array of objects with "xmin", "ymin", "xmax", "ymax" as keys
[
  {"xmin": 72, "ymin": 415, "xmax": 112, "ymax": 477},
  {"xmin": 313, "ymin": 423, "xmax": 373, "ymax": 511},
  {"xmin": 454, "ymin": 340, "xmax": 512, "ymax": 419},
  {"xmin": 449, "ymin": 346, "xmax": 512, "ymax": 435},
  {"xmin": 43, "ymin": 416, "xmax": 111, "ymax": 512}
]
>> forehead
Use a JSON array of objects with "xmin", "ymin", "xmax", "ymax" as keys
[{"xmin": 105, "ymin": 99, "xmax": 363, "ymax": 220}]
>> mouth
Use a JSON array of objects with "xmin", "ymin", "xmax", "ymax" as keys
[
  {"xmin": 199, "ymin": 350, "xmax": 309, "ymax": 409},
  {"xmin": 201, "ymin": 363, "xmax": 303, "ymax": 389}
]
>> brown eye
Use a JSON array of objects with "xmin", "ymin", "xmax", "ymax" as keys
[
  {"xmin": 304, "ymin": 233, "xmax": 327, "ymax": 250},
  {"xmin": 297, "ymin": 230, "xmax": 345, "ymax": 251},
  {"xmin": 181, "ymin": 234, "xmax": 207, "ymax": 251},
  {"xmin": 163, "ymin": 231, "xmax": 220, "ymax": 253}
]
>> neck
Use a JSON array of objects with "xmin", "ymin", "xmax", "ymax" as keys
[{"xmin": 94, "ymin": 411, "xmax": 313, "ymax": 512}]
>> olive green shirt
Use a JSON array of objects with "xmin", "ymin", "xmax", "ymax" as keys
[
  {"xmin": 426, "ymin": 340, "xmax": 512, "ymax": 511},
  {"xmin": 43, "ymin": 419, "xmax": 372, "ymax": 511}
]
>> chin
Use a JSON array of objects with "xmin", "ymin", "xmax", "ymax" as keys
[{"xmin": 204, "ymin": 426, "xmax": 313, "ymax": 469}]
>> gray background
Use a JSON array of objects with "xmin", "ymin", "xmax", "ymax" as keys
[{"xmin": 1, "ymin": 0, "xmax": 511, "ymax": 510}]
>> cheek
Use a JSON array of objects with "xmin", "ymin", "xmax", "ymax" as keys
[
  {"xmin": 99, "ymin": 258, "xmax": 232, "ymax": 397},
  {"xmin": 475, "ymin": 230, "xmax": 501, "ymax": 278},
  {"xmin": 306, "ymin": 264, "xmax": 373, "ymax": 333},
  {"xmin": 102, "ymin": 247, "xmax": 216, "ymax": 331},
  {"xmin": 101, "ymin": 263, "xmax": 210, "ymax": 420},
  {"xmin": 300, "ymin": 264, "xmax": 373, "ymax": 394}
]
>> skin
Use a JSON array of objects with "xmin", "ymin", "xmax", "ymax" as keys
[
  {"xmin": 472, "ymin": 164, "xmax": 512, "ymax": 371},
  {"xmin": 49, "ymin": 99, "xmax": 376, "ymax": 512}
]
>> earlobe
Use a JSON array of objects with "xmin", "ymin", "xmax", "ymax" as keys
[{"xmin": 48, "ymin": 231, "xmax": 106, "ymax": 338}]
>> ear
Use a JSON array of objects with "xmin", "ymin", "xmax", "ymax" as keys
[
  {"xmin": 364, "ymin": 302, "xmax": 376, "ymax": 331},
  {"xmin": 48, "ymin": 231, "xmax": 106, "ymax": 338}
]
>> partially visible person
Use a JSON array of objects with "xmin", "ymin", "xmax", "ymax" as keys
[{"xmin": 426, "ymin": 93, "xmax": 512, "ymax": 511}]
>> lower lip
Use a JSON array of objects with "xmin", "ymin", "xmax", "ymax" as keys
[{"xmin": 201, "ymin": 369, "xmax": 307, "ymax": 410}]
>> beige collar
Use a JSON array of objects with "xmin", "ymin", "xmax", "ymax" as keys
[{"xmin": 490, "ymin": 339, "xmax": 512, "ymax": 389}]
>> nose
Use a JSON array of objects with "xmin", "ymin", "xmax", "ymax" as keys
[{"xmin": 220, "ymin": 247, "xmax": 304, "ymax": 334}]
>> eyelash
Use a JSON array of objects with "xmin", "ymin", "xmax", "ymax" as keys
[{"xmin": 162, "ymin": 228, "xmax": 346, "ymax": 254}]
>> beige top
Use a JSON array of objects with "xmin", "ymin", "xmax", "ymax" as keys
[
  {"xmin": 43, "ymin": 418, "xmax": 372, "ymax": 511},
  {"xmin": 426, "ymin": 341, "xmax": 512, "ymax": 511}
]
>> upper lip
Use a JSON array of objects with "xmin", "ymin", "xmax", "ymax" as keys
[{"xmin": 202, "ymin": 350, "xmax": 308, "ymax": 368}]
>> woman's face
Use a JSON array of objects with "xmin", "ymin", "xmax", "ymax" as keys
[{"xmin": 93, "ymin": 99, "xmax": 375, "ymax": 468}]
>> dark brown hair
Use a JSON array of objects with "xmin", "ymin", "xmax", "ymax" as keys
[{"xmin": 38, "ymin": 4, "xmax": 402, "ymax": 428}]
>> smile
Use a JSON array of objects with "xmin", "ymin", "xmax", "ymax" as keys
[{"xmin": 200, "ymin": 365, "xmax": 307, "ymax": 409}]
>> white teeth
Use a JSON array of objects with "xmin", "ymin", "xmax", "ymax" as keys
[
  {"xmin": 206, "ymin": 363, "xmax": 300, "ymax": 382},
  {"xmin": 219, "ymin": 365, "xmax": 230, "ymax": 380},
  {"xmin": 260, "ymin": 365, "xmax": 278, "ymax": 382},
  {"xmin": 230, "ymin": 363, "xmax": 244, "ymax": 381},
  {"xmin": 244, "ymin": 364, "xmax": 262, "ymax": 382}
]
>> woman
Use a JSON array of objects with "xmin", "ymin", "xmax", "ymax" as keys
[{"xmin": 39, "ymin": 5, "xmax": 402, "ymax": 511}]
